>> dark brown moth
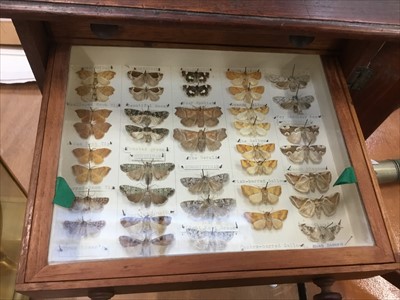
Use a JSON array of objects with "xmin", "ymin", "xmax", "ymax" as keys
[
  {"xmin": 75, "ymin": 85, "xmax": 115, "ymax": 102},
  {"xmin": 125, "ymin": 125, "xmax": 169, "ymax": 143},
  {"xmin": 124, "ymin": 108, "xmax": 169, "ymax": 126},
  {"xmin": 280, "ymin": 144, "xmax": 326, "ymax": 164},
  {"xmin": 285, "ymin": 171, "xmax": 332, "ymax": 193},
  {"xmin": 119, "ymin": 185, "xmax": 174, "ymax": 208},
  {"xmin": 175, "ymin": 106, "xmax": 223, "ymax": 127},
  {"xmin": 182, "ymin": 70, "xmax": 209, "ymax": 83},
  {"xmin": 290, "ymin": 193, "xmax": 340, "ymax": 219},
  {"xmin": 120, "ymin": 215, "xmax": 172, "ymax": 234},
  {"xmin": 180, "ymin": 171, "xmax": 229, "ymax": 194},
  {"xmin": 183, "ymin": 84, "xmax": 211, "ymax": 97},
  {"xmin": 279, "ymin": 123, "xmax": 320, "ymax": 144},
  {"xmin": 120, "ymin": 162, "xmax": 175, "ymax": 185},
  {"xmin": 76, "ymin": 68, "xmax": 116, "ymax": 86},
  {"xmin": 70, "ymin": 195, "xmax": 109, "ymax": 212},
  {"xmin": 119, "ymin": 234, "xmax": 174, "ymax": 256},
  {"xmin": 273, "ymin": 95, "xmax": 314, "ymax": 114},
  {"xmin": 75, "ymin": 108, "xmax": 112, "ymax": 123},
  {"xmin": 173, "ymin": 128, "xmax": 227, "ymax": 152},
  {"xmin": 129, "ymin": 86, "xmax": 164, "ymax": 101},
  {"xmin": 127, "ymin": 70, "xmax": 163, "ymax": 87}
]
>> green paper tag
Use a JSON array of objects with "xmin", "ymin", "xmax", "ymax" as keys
[
  {"xmin": 334, "ymin": 167, "xmax": 357, "ymax": 186},
  {"xmin": 53, "ymin": 177, "xmax": 75, "ymax": 208}
]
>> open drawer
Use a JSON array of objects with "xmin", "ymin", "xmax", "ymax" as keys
[{"xmin": 17, "ymin": 44, "xmax": 397, "ymax": 299}]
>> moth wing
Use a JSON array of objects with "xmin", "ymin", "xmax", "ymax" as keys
[
  {"xmin": 228, "ymin": 107, "xmax": 245, "ymax": 116},
  {"xmin": 299, "ymin": 224, "xmax": 320, "ymax": 242},
  {"xmin": 91, "ymin": 148, "xmax": 111, "ymax": 164},
  {"xmin": 75, "ymin": 109, "xmax": 92, "ymax": 123},
  {"xmin": 180, "ymin": 200, "xmax": 208, "ymax": 218},
  {"xmin": 314, "ymin": 171, "xmax": 332, "ymax": 193},
  {"xmin": 128, "ymin": 71, "xmax": 146, "ymax": 86},
  {"xmin": 250, "ymin": 86, "xmax": 265, "ymax": 100},
  {"xmin": 72, "ymin": 148, "xmax": 91, "ymax": 164},
  {"xmin": 76, "ymin": 69, "xmax": 93, "ymax": 83},
  {"xmin": 261, "ymin": 160, "xmax": 277, "ymax": 175},
  {"xmin": 88, "ymin": 197, "xmax": 109, "ymax": 211},
  {"xmin": 295, "ymin": 74, "xmax": 311, "ymax": 89},
  {"xmin": 236, "ymin": 144, "xmax": 253, "ymax": 154},
  {"xmin": 241, "ymin": 185, "xmax": 263, "ymax": 204},
  {"xmin": 267, "ymin": 74, "xmax": 289, "ymax": 88},
  {"xmin": 270, "ymin": 210, "xmax": 288, "ymax": 228},
  {"xmin": 211, "ymin": 198, "xmax": 236, "ymax": 217},
  {"xmin": 203, "ymin": 107, "xmax": 222, "ymax": 127},
  {"xmin": 173, "ymin": 129, "xmax": 199, "ymax": 151},
  {"xmin": 152, "ymin": 163, "xmax": 175, "ymax": 180},
  {"xmin": 63, "ymin": 220, "xmax": 81, "ymax": 235},
  {"xmin": 255, "ymin": 122, "xmax": 270, "ymax": 136},
  {"xmin": 244, "ymin": 212, "xmax": 267, "ymax": 230},
  {"xmin": 147, "ymin": 87, "xmax": 164, "ymax": 101},
  {"xmin": 308, "ymin": 145, "xmax": 326, "ymax": 163},
  {"xmin": 75, "ymin": 85, "xmax": 92, "ymax": 97},
  {"xmin": 150, "ymin": 188, "xmax": 175, "ymax": 205},
  {"xmin": 180, "ymin": 177, "xmax": 201, "ymax": 189},
  {"xmin": 89, "ymin": 167, "xmax": 110, "ymax": 184},
  {"xmin": 254, "ymin": 143, "xmax": 275, "ymax": 160},
  {"xmin": 119, "ymin": 235, "xmax": 142, "ymax": 247},
  {"xmin": 71, "ymin": 165, "xmax": 89, "ymax": 184},
  {"xmin": 120, "ymin": 164, "xmax": 145, "ymax": 181},
  {"xmin": 264, "ymin": 185, "xmax": 281, "ymax": 204},
  {"xmin": 205, "ymin": 129, "xmax": 227, "ymax": 151},
  {"xmin": 241, "ymin": 160, "xmax": 258, "ymax": 175},
  {"xmin": 91, "ymin": 109, "xmax": 112, "ymax": 123},
  {"xmin": 92, "ymin": 122, "xmax": 112, "ymax": 139},
  {"xmin": 280, "ymin": 125, "xmax": 302, "ymax": 144},
  {"xmin": 96, "ymin": 70, "xmax": 116, "ymax": 85},
  {"xmin": 321, "ymin": 192, "xmax": 340, "ymax": 217},
  {"xmin": 226, "ymin": 70, "xmax": 243, "ymax": 81},
  {"xmin": 151, "ymin": 216, "xmax": 172, "ymax": 226},
  {"xmin": 206, "ymin": 173, "xmax": 228, "ymax": 193},
  {"xmin": 303, "ymin": 125, "xmax": 319, "ymax": 144},
  {"xmin": 228, "ymin": 86, "xmax": 246, "ymax": 100},
  {"xmin": 129, "ymin": 87, "xmax": 146, "ymax": 101},
  {"xmin": 95, "ymin": 86, "xmax": 114, "ymax": 101},
  {"xmin": 73, "ymin": 123, "xmax": 91, "ymax": 139},
  {"xmin": 281, "ymin": 145, "xmax": 305, "ymax": 164},
  {"xmin": 151, "ymin": 234, "xmax": 174, "ymax": 246},
  {"xmin": 145, "ymin": 72, "xmax": 163, "ymax": 87},
  {"xmin": 285, "ymin": 173, "xmax": 310, "ymax": 193},
  {"xmin": 119, "ymin": 185, "xmax": 146, "ymax": 203},
  {"xmin": 175, "ymin": 107, "xmax": 198, "ymax": 127},
  {"xmin": 291, "ymin": 196, "xmax": 315, "ymax": 218}
]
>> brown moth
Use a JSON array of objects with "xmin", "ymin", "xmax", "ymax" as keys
[
  {"xmin": 280, "ymin": 145, "xmax": 326, "ymax": 164},
  {"xmin": 273, "ymin": 95, "xmax": 314, "ymax": 114},
  {"xmin": 241, "ymin": 184, "xmax": 281, "ymax": 205},
  {"xmin": 63, "ymin": 219, "xmax": 106, "ymax": 237},
  {"xmin": 75, "ymin": 108, "xmax": 112, "ymax": 123},
  {"xmin": 290, "ymin": 193, "xmax": 340, "ymax": 219},
  {"xmin": 125, "ymin": 125, "xmax": 169, "ymax": 143},
  {"xmin": 279, "ymin": 123, "xmax": 319, "ymax": 144},
  {"xmin": 244, "ymin": 210, "xmax": 288, "ymax": 230},
  {"xmin": 173, "ymin": 128, "xmax": 227, "ymax": 152},
  {"xmin": 226, "ymin": 69, "xmax": 262, "ymax": 86},
  {"xmin": 229, "ymin": 103, "xmax": 269, "ymax": 121},
  {"xmin": 71, "ymin": 165, "xmax": 111, "ymax": 184},
  {"xmin": 183, "ymin": 84, "xmax": 211, "ymax": 97},
  {"xmin": 180, "ymin": 194, "xmax": 236, "ymax": 219},
  {"xmin": 75, "ymin": 85, "xmax": 115, "ymax": 102},
  {"xmin": 234, "ymin": 120, "xmax": 270, "ymax": 136},
  {"xmin": 186, "ymin": 228, "xmax": 235, "ymax": 251},
  {"xmin": 285, "ymin": 171, "xmax": 332, "ymax": 193},
  {"xmin": 129, "ymin": 86, "xmax": 164, "ymax": 101},
  {"xmin": 182, "ymin": 70, "xmax": 209, "ymax": 83},
  {"xmin": 120, "ymin": 215, "xmax": 171, "ymax": 234},
  {"xmin": 236, "ymin": 143, "xmax": 275, "ymax": 160},
  {"xmin": 119, "ymin": 185, "xmax": 174, "ymax": 208},
  {"xmin": 299, "ymin": 220, "xmax": 342, "ymax": 243},
  {"xmin": 72, "ymin": 147, "xmax": 111, "ymax": 165},
  {"xmin": 174, "ymin": 106, "xmax": 223, "ymax": 127},
  {"xmin": 180, "ymin": 171, "xmax": 229, "ymax": 194},
  {"xmin": 70, "ymin": 195, "xmax": 109, "ymax": 212},
  {"xmin": 267, "ymin": 65, "xmax": 310, "ymax": 92},
  {"xmin": 127, "ymin": 70, "xmax": 163, "ymax": 87},
  {"xmin": 119, "ymin": 234, "xmax": 174, "ymax": 256},
  {"xmin": 240, "ymin": 160, "xmax": 277, "ymax": 175},
  {"xmin": 73, "ymin": 122, "xmax": 112, "ymax": 139},
  {"xmin": 125, "ymin": 108, "xmax": 169, "ymax": 127},
  {"xmin": 76, "ymin": 68, "xmax": 116, "ymax": 86},
  {"xmin": 120, "ymin": 162, "xmax": 175, "ymax": 185},
  {"xmin": 228, "ymin": 85, "xmax": 264, "ymax": 103}
]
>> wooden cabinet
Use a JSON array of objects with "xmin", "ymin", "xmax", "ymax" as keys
[{"xmin": 1, "ymin": 1, "xmax": 399, "ymax": 299}]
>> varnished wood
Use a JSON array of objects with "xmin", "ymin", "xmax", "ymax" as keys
[{"xmin": 313, "ymin": 278, "xmax": 342, "ymax": 300}]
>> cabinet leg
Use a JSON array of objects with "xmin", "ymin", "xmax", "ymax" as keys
[
  {"xmin": 88, "ymin": 289, "xmax": 115, "ymax": 300},
  {"xmin": 313, "ymin": 277, "xmax": 342, "ymax": 300}
]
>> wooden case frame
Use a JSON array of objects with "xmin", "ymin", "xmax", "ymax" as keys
[{"xmin": 14, "ymin": 43, "xmax": 397, "ymax": 298}]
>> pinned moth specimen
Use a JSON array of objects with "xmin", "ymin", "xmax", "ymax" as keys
[
  {"xmin": 273, "ymin": 94, "xmax": 314, "ymax": 114},
  {"xmin": 183, "ymin": 84, "xmax": 212, "ymax": 97},
  {"xmin": 120, "ymin": 215, "xmax": 172, "ymax": 234},
  {"xmin": 74, "ymin": 122, "xmax": 112, "ymax": 139},
  {"xmin": 129, "ymin": 86, "xmax": 164, "ymax": 101},
  {"xmin": 279, "ymin": 122, "xmax": 319, "ymax": 144},
  {"xmin": 240, "ymin": 159, "xmax": 277, "ymax": 175},
  {"xmin": 173, "ymin": 128, "xmax": 227, "ymax": 152},
  {"xmin": 180, "ymin": 171, "xmax": 229, "ymax": 194},
  {"xmin": 70, "ymin": 195, "xmax": 109, "ymax": 212},
  {"xmin": 72, "ymin": 147, "xmax": 111, "ymax": 165},
  {"xmin": 186, "ymin": 228, "xmax": 235, "ymax": 251},
  {"xmin": 229, "ymin": 103, "xmax": 269, "ymax": 121},
  {"xmin": 244, "ymin": 210, "xmax": 288, "ymax": 230},
  {"xmin": 120, "ymin": 185, "xmax": 175, "ymax": 208},
  {"xmin": 226, "ymin": 68, "xmax": 262, "ymax": 86},
  {"xmin": 119, "ymin": 234, "xmax": 174, "ymax": 256},
  {"xmin": 120, "ymin": 162, "xmax": 175, "ymax": 185},
  {"xmin": 234, "ymin": 119, "xmax": 270, "ymax": 136},
  {"xmin": 182, "ymin": 69, "xmax": 209, "ymax": 83},
  {"xmin": 75, "ymin": 108, "xmax": 112, "ymax": 123},
  {"xmin": 180, "ymin": 194, "xmax": 236, "ymax": 219},
  {"xmin": 290, "ymin": 192, "xmax": 340, "ymax": 219},
  {"xmin": 228, "ymin": 85, "xmax": 264, "ymax": 104},
  {"xmin": 125, "ymin": 108, "xmax": 169, "ymax": 127},
  {"xmin": 285, "ymin": 171, "xmax": 332, "ymax": 193},
  {"xmin": 299, "ymin": 220, "xmax": 342, "ymax": 243},
  {"xmin": 174, "ymin": 106, "xmax": 223, "ymax": 127},
  {"xmin": 75, "ymin": 85, "xmax": 115, "ymax": 102},
  {"xmin": 76, "ymin": 68, "xmax": 116, "ymax": 86},
  {"xmin": 125, "ymin": 125, "xmax": 169, "ymax": 143},
  {"xmin": 127, "ymin": 70, "xmax": 163, "ymax": 87},
  {"xmin": 280, "ymin": 144, "xmax": 326, "ymax": 164},
  {"xmin": 236, "ymin": 143, "xmax": 275, "ymax": 160},
  {"xmin": 63, "ymin": 219, "xmax": 106, "ymax": 237},
  {"xmin": 71, "ymin": 165, "xmax": 111, "ymax": 184},
  {"xmin": 241, "ymin": 184, "xmax": 281, "ymax": 205},
  {"xmin": 267, "ymin": 65, "xmax": 310, "ymax": 92}
]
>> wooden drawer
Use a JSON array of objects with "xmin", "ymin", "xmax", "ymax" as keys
[{"xmin": 14, "ymin": 44, "xmax": 397, "ymax": 299}]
